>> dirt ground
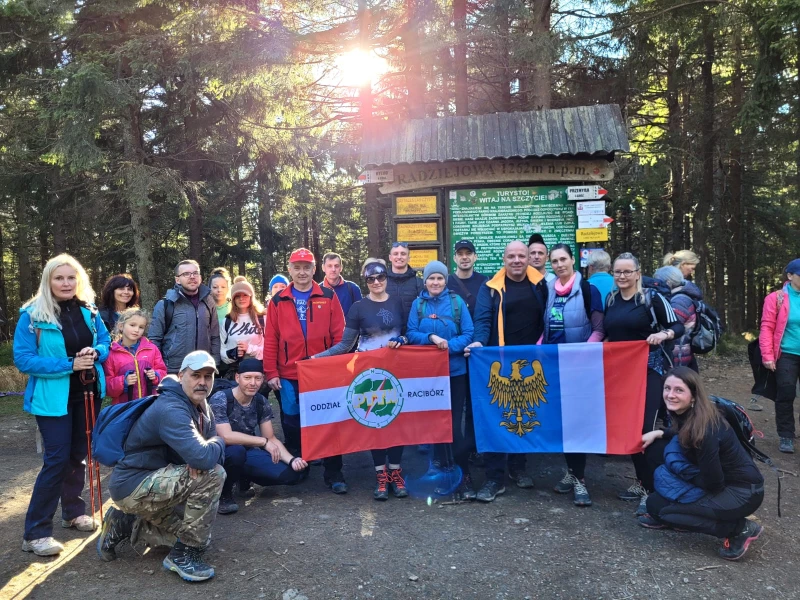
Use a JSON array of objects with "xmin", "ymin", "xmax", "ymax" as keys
[{"xmin": 1, "ymin": 353, "xmax": 797, "ymax": 600}]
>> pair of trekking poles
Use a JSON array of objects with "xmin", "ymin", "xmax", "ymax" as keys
[{"xmin": 81, "ymin": 368, "xmax": 104, "ymax": 527}]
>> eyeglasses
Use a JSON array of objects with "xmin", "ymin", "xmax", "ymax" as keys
[
  {"xmin": 365, "ymin": 274, "xmax": 387, "ymax": 284},
  {"xmin": 612, "ymin": 269, "xmax": 639, "ymax": 277},
  {"xmin": 178, "ymin": 271, "xmax": 200, "ymax": 279},
  {"xmin": 391, "ymin": 242, "xmax": 409, "ymax": 248}
]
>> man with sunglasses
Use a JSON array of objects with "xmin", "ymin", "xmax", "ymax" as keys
[
  {"xmin": 149, "ymin": 260, "xmax": 221, "ymax": 374},
  {"xmin": 386, "ymin": 241, "xmax": 424, "ymax": 322}
]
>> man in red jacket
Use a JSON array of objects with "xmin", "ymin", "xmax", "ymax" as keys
[{"xmin": 264, "ymin": 248, "xmax": 347, "ymax": 493}]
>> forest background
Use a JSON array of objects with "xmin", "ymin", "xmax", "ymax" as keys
[{"xmin": 1, "ymin": 0, "xmax": 799, "ymax": 341}]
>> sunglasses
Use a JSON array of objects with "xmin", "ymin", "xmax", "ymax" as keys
[
  {"xmin": 365, "ymin": 274, "xmax": 388, "ymax": 284},
  {"xmin": 391, "ymin": 242, "xmax": 409, "ymax": 248}
]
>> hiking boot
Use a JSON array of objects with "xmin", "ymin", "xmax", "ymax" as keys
[
  {"xmin": 217, "ymin": 492, "xmax": 239, "ymax": 515},
  {"xmin": 62, "ymin": 514, "xmax": 98, "ymax": 531},
  {"xmin": 635, "ymin": 494, "xmax": 649, "ymax": 516},
  {"xmin": 780, "ymin": 438, "xmax": 794, "ymax": 454},
  {"xmin": 719, "ymin": 520, "xmax": 763, "ymax": 561},
  {"xmin": 618, "ymin": 481, "xmax": 647, "ymax": 501},
  {"xmin": 554, "ymin": 471, "xmax": 577, "ymax": 494},
  {"xmin": 96, "ymin": 507, "xmax": 135, "ymax": 562},
  {"xmin": 325, "ymin": 472, "xmax": 348, "ymax": 494},
  {"xmin": 22, "ymin": 537, "xmax": 64, "ymax": 556},
  {"xmin": 388, "ymin": 468, "xmax": 409, "ymax": 498},
  {"xmin": 638, "ymin": 514, "xmax": 668, "ymax": 529},
  {"xmin": 469, "ymin": 452, "xmax": 485, "ymax": 467},
  {"xmin": 476, "ymin": 480, "xmax": 506, "ymax": 503},
  {"xmin": 454, "ymin": 473, "xmax": 477, "ymax": 501},
  {"xmin": 572, "ymin": 478, "xmax": 592, "ymax": 507},
  {"xmin": 373, "ymin": 470, "xmax": 389, "ymax": 501},
  {"xmin": 509, "ymin": 470, "xmax": 534, "ymax": 489},
  {"xmin": 236, "ymin": 481, "xmax": 256, "ymax": 499},
  {"xmin": 163, "ymin": 541, "xmax": 215, "ymax": 582},
  {"xmin": 748, "ymin": 398, "xmax": 763, "ymax": 412}
]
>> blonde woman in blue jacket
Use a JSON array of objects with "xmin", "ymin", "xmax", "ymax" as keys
[{"xmin": 13, "ymin": 254, "xmax": 110, "ymax": 557}]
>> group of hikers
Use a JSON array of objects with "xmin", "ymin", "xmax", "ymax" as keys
[{"xmin": 12, "ymin": 236, "xmax": 800, "ymax": 581}]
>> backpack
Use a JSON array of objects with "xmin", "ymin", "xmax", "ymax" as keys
[
  {"xmin": 710, "ymin": 395, "xmax": 780, "ymax": 516},
  {"xmin": 417, "ymin": 291, "xmax": 463, "ymax": 334},
  {"xmin": 638, "ymin": 286, "xmax": 675, "ymax": 367},
  {"xmin": 689, "ymin": 301, "xmax": 722, "ymax": 354},
  {"xmin": 91, "ymin": 395, "xmax": 158, "ymax": 467}
]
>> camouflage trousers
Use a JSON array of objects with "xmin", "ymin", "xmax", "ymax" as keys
[{"xmin": 116, "ymin": 463, "xmax": 225, "ymax": 548}]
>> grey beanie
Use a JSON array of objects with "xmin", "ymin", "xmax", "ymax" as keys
[{"xmin": 423, "ymin": 260, "xmax": 449, "ymax": 282}]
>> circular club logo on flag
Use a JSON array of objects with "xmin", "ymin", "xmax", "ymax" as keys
[{"xmin": 346, "ymin": 368, "xmax": 404, "ymax": 429}]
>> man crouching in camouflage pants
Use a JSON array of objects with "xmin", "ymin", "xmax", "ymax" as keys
[{"xmin": 97, "ymin": 351, "xmax": 226, "ymax": 582}]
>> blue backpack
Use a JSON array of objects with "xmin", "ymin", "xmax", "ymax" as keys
[{"xmin": 92, "ymin": 395, "xmax": 158, "ymax": 467}]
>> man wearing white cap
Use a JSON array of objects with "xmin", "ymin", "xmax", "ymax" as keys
[{"xmin": 97, "ymin": 350, "xmax": 226, "ymax": 582}]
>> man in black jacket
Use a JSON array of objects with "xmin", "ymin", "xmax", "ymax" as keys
[
  {"xmin": 97, "ymin": 351, "xmax": 226, "ymax": 582},
  {"xmin": 385, "ymin": 241, "xmax": 424, "ymax": 322}
]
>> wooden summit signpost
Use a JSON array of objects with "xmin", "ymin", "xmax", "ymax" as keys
[{"xmin": 359, "ymin": 105, "xmax": 630, "ymax": 267}]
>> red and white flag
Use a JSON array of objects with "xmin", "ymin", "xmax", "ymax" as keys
[{"xmin": 297, "ymin": 347, "xmax": 452, "ymax": 461}]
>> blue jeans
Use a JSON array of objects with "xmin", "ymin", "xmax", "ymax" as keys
[
  {"xmin": 223, "ymin": 445, "xmax": 303, "ymax": 495},
  {"xmin": 25, "ymin": 401, "xmax": 93, "ymax": 540}
]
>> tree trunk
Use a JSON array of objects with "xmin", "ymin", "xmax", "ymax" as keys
[
  {"xmin": 235, "ymin": 193, "xmax": 246, "ymax": 276},
  {"xmin": 257, "ymin": 176, "xmax": 276, "ymax": 297},
  {"xmin": 404, "ymin": 0, "xmax": 425, "ymax": 118},
  {"xmin": 0, "ymin": 223, "xmax": 9, "ymax": 337},
  {"xmin": 727, "ymin": 32, "xmax": 745, "ymax": 333},
  {"xmin": 530, "ymin": 0, "xmax": 552, "ymax": 110},
  {"xmin": 692, "ymin": 11, "xmax": 715, "ymax": 293},
  {"xmin": 666, "ymin": 42, "xmax": 684, "ymax": 252},
  {"xmin": 186, "ymin": 185, "xmax": 203, "ymax": 262},
  {"xmin": 15, "ymin": 196, "xmax": 34, "ymax": 303},
  {"xmin": 499, "ymin": 4, "xmax": 511, "ymax": 112},
  {"xmin": 453, "ymin": 0, "xmax": 468, "ymax": 115}
]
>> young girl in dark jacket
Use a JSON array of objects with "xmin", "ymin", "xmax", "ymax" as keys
[{"xmin": 640, "ymin": 367, "xmax": 764, "ymax": 561}]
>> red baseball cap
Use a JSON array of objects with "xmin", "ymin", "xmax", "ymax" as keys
[{"xmin": 289, "ymin": 248, "xmax": 315, "ymax": 263}]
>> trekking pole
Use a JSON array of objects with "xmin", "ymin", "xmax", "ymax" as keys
[{"xmin": 80, "ymin": 368, "xmax": 104, "ymax": 526}]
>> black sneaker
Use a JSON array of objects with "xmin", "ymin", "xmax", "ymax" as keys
[
  {"xmin": 476, "ymin": 480, "xmax": 506, "ymax": 503},
  {"xmin": 638, "ymin": 514, "xmax": 669, "ymax": 529},
  {"xmin": 325, "ymin": 472, "xmax": 348, "ymax": 494},
  {"xmin": 455, "ymin": 473, "xmax": 477, "ymax": 501},
  {"xmin": 373, "ymin": 470, "xmax": 389, "ymax": 501},
  {"xmin": 163, "ymin": 541, "xmax": 215, "ymax": 582},
  {"xmin": 719, "ymin": 520, "xmax": 763, "ymax": 561},
  {"xmin": 780, "ymin": 438, "xmax": 794, "ymax": 454},
  {"xmin": 508, "ymin": 470, "xmax": 534, "ymax": 489},
  {"xmin": 618, "ymin": 481, "xmax": 647, "ymax": 501},
  {"xmin": 388, "ymin": 468, "xmax": 409, "ymax": 498},
  {"xmin": 572, "ymin": 478, "xmax": 592, "ymax": 507},
  {"xmin": 554, "ymin": 471, "xmax": 577, "ymax": 494},
  {"xmin": 217, "ymin": 492, "xmax": 239, "ymax": 515},
  {"xmin": 96, "ymin": 507, "xmax": 135, "ymax": 562}
]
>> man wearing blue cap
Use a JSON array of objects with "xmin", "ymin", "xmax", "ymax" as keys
[{"xmin": 97, "ymin": 350, "xmax": 225, "ymax": 582}]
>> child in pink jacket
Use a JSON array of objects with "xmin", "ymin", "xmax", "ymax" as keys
[{"xmin": 103, "ymin": 308, "xmax": 167, "ymax": 404}]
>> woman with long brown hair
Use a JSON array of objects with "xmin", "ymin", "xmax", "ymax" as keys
[{"xmin": 639, "ymin": 367, "xmax": 765, "ymax": 561}]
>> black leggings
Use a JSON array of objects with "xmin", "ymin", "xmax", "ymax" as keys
[
  {"xmin": 565, "ymin": 454, "xmax": 586, "ymax": 480},
  {"xmin": 434, "ymin": 374, "xmax": 470, "ymax": 473},
  {"xmin": 646, "ymin": 485, "xmax": 764, "ymax": 538},
  {"xmin": 371, "ymin": 447, "xmax": 404, "ymax": 468},
  {"xmin": 631, "ymin": 369, "xmax": 666, "ymax": 492}
]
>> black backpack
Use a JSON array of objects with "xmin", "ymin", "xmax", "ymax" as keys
[
  {"xmin": 689, "ymin": 301, "xmax": 722, "ymax": 354},
  {"xmin": 710, "ymin": 395, "xmax": 780, "ymax": 516}
]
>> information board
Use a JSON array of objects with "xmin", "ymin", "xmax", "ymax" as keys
[
  {"xmin": 396, "ymin": 195, "xmax": 438, "ymax": 216},
  {"xmin": 449, "ymin": 186, "xmax": 577, "ymax": 275},
  {"xmin": 396, "ymin": 221, "xmax": 439, "ymax": 242},
  {"xmin": 409, "ymin": 248, "xmax": 439, "ymax": 269}
]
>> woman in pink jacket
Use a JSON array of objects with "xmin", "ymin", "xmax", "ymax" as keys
[
  {"xmin": 103, "ymin": 308, "xmax": 167, "ymax": 404},
  {"xmin": 760, "ymin": 259, "xmax": 800, "ymax": 453}
]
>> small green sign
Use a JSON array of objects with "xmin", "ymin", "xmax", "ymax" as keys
[{"xmin": 448, "ymin": 186, "xmax": 577, "ymax": 275}]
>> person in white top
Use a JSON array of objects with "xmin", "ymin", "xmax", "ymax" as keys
[{"xmin": 221, "ymin": 279, "xmax": 265, "ymax": 368}]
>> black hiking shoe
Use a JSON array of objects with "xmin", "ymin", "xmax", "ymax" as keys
[
  {"xmin": 508, "ymin": 469, "xmax": 534, "ymax": 489},
  {"xmin": 780, "ymin": 438, "xmax": 794, "ymax": 454},
  {"xmin": 454, "ymin": 473, "xmax": 477, "ymax": 501},
  {"xmin": 236, "ymin": 480, "xmax": 256, "ymax": 499},
  {"xmin": 719, "ymin": 520, "xmax": 763, "ymax": 561},
  {"xmin": 638, "ymin": 514, "xmax": 669, "ymax": 529},
  {"xmin": 618, "ymin": 481, "xmax": 647, "ymax": 501},
  {"xmin": 388, "ymin": 468, "xmax": 409, "ymax": 498},
  {"xmin": 217, "ymin": 492, "xmax": 239, "ymax": 515},
  {"xmin": 96, "ymin": 507, "xmax": 135, "ymax": 562},
  {"xmin": 325, "ymin": 471, "xmax": 348, "ymax": 494},
  {"xmin": 476, "ymin": 480, "xmax": 506, "ymax": 503},
  {"xmin": 373, "ymin": 469, "xmax": 389, "ymax": 501},
  {"xmin": 163, "ymin": 541, "xmax": 215, "ymax": 582}
]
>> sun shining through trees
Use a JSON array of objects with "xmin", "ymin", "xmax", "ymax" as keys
[{"xmin": 334, "ymin": 49, "xmax": 388, "ymax": 88}]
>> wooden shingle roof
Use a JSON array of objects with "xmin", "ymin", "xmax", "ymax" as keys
[{"xmin": 360, "ymin": 104, "xmax": 629, "ymax": 168}]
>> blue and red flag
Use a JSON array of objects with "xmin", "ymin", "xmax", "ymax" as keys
[{"xmin": 469, "ymin": 341, "xmax": 649, "ymax": 455}]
